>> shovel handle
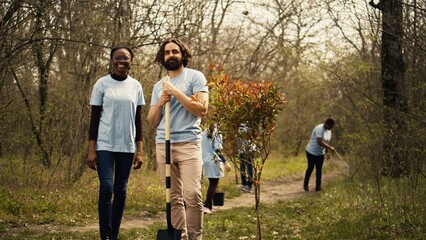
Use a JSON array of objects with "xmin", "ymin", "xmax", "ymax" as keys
[
  {"xmin": 335, "ymin": 151, "xmax": 343, "ymax": 160},
  {"xmin": 164, "ymin": 76, "xmax": 173, "ymax": 229},
  {"xmin": 157, "ymin": 76, "xmax": 183, "ymax": 238},
  {"xmin": 165, "ymin": 76, "xmax": 170, "ymax": 141},
  {"xmin": 164, "ymin": 76, "xmax": 171, "ymax": 203}
]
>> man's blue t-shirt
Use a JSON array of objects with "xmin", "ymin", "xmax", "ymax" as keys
[
  {"xmin": 90, "ymin": 75, "xmax": 145, "ymax": 152},
  {"xmin": 150, "ymin": 68, "xmax": 208, "ymax": 143},
  {"xmin": 306, "ymin": 123, "xmax": 332, "ymax": 156}
]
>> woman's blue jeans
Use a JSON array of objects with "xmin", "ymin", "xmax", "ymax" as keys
[{"xmin": 96, "ymin": 151, "xmax": 134, "ymax": 238}]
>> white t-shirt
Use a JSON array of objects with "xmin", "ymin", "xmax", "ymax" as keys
[
  {"xmin": 150, "ymin": 68, "xmax": 208, "ymax": 143},
  {"xmin": 90, "ymin": 74, "xmax": 145, "ymax": 152},
  {"xmin": 306, "ymin": 123, "xmax": 332, "ymax": 156}
]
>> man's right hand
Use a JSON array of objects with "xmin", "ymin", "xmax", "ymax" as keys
[{"xmin": 224, "ymin": 162, "xmax": 232, "ymax": 172}]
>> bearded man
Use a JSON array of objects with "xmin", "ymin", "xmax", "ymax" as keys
[{"xmin": 147, "ymin": 38, "xmax": 208, "ymax": 240}]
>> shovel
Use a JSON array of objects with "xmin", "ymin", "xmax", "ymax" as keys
[
  {"xmin": 335, "ymin": 151, "xmax": 344, "ymax": 160},
  {"xmin": 157, "ymin": 76, "xmax": 182, "ymax": 240}
]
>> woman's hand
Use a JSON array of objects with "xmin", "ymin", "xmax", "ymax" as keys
[
  {"xmin": 133, "ymin": 152, "xmax": 143, "ymax": 169},
  {"xmin": 87, "ymin": 151, "xmax": 97, "ymax": 170}
]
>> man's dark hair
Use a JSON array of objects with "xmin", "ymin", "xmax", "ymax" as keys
[
  {"xmin": 155, "ymin": 38, "xmax": 192, "ymax": 67},
  {"xmin": 110, "ymin": 45, "xmax": 134, "ymax": 61},
  {"xmin": 325, "ymin": 118, "xmax": 335, "ymax": 125}
]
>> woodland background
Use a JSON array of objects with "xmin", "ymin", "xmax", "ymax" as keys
[{"xmin": 0, "ymin": 0, "xmax": 425, "ymax": 205}]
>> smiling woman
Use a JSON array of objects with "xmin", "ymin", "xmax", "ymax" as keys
[
  {"xmin": 110, "ymin": 46, "xmax": 133, "ymax": 76},
  {"xmin": 87, "ymin": 45, "xmax": 145, "ymax": 240}
]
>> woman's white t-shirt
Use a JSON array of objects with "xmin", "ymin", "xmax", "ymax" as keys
[{"xmin": 90, "ymin": 74, "xmax": 145, "ymax": 153}]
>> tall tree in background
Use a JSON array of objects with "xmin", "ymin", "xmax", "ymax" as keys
[
  {"xmin": 31, "ymin": 0, "xmax": 60, "ymax": 168},
  {"xmin": 370, "ymin": 0, "xmax": 409, "ymax": 177}
]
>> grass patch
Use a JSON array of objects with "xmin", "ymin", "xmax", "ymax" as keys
[
  {"xmin": 4, "ymin": 177, "xmax": 423, "ymax": 240},
  {"xmin": 1, "ymin": 154, "xmax": 424, "ymax": 239},
  {"xmin": 130, "ymin": 177, "xmax": 426, "ymax": 240},
  {"xmin": 0, "ymin": 166, "xmax": 165, "ymax": 229},
  {"xmin": 261, "ymin": 153, "xmax": 306, "ymax": 181}
]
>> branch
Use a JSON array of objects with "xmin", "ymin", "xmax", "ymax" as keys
[
  {"xmin": 369, "ymin": 0, "xmax": 382, "ymax": 11},
  {"xmin": 9, "ymin": 66, "xmax": 39, "ymax": 141},
  {"xmin": 0, "ymin": 0, "xmax": 22, "ymax": 29},
  {"xmin": 401, "ymin": 1, "xmax": 426, "ymax": 13}
]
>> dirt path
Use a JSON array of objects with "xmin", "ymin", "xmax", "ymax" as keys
[
  {"xmin": 12, "ymin": 159, "xmax": 348, "ymax": 235},
  {"xmin": 68, "ymin": 158, "xmax": 348, "ymax": 233}
]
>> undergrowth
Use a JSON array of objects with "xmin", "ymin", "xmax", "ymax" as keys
[{"xmin": 0, "ymin": 153, "xmax": 424, "ymax": 239}]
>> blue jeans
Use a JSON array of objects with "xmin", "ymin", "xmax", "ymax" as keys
[
  {"xmin": 304, "ymin": 151, "xmax": 324, "ymax": 190},
  {"xmin": 96, "ymin": 151, "xmax": 134, "ymax": 238}
]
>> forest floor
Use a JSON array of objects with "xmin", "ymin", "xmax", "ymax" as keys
[
  {"xmin": 14, "ymin": 158, "xmax": 349, "ymax": 235},
  {"xmin": 72, "ymin": 158, "xmax": 349, "ymax": 233}
]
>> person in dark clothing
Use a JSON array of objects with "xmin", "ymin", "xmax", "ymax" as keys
[{"xmin": 238, "ymin": 123, "xmax": 255, "ymax": 193}]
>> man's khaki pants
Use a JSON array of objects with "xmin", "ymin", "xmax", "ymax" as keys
[{"xmin": 156, "ymin": 142, "xmax": 204, "ymax": 240}]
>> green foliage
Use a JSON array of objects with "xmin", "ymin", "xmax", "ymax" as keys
[
  {"xmin": 207, "ymin": 63, "xmax": 286, "ymax": 132},
  {"xmin": 206, "ymin": 63, "xmax": 286, "ymax": 173},
  {"xmin": 206, "ymin": 63, "xmax": 287, "ymax": 238}
]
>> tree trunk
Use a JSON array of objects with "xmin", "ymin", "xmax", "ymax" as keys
[
  {"xmin": 32, "ymin": 1, "xmax": 58, "ymax": 168},
  {"xmin": 254, "ymin": 182, "xmax": 262, "ymax": 240},
  {"xmin": 371, "ymin": 0, "xmax": 408, "ymax": 177}
]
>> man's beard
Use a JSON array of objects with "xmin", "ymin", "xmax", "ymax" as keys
[{"xmin": 164, "ymin": 57, "xmax": 183, "ymax": 70}]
